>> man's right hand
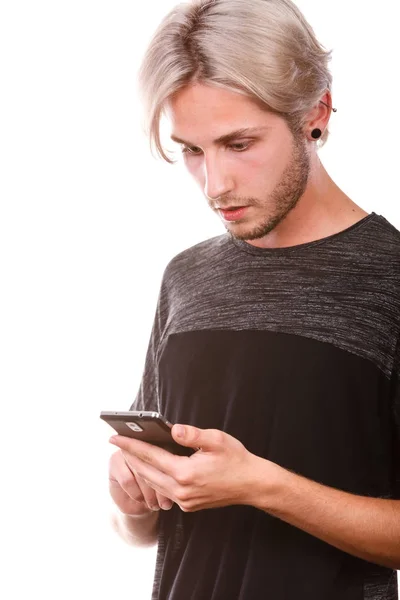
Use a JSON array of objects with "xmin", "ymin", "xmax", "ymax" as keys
[{"xmin": 109, "ymin": 449, "xmax": 174, "ymax": 515}]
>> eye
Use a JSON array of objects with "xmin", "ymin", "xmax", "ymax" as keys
[
  {"xmin": 181, "ymin": 141, "xmax": 252, "ymax": 155},
  {"xmin": 229, "ymin": 142, "xmax": 251, "ymax": 152},
  {"xmin": 181, "ymin": 145, "xmax": 202, "ymax": 155}
]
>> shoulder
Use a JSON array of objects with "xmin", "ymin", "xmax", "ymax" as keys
[
  {"xmin": 356, "ymin": 214, "xmax": 400, "ymax": 281},
  {"xmin": 369, "ymin": 214, "xmax": 400, "ymax": 258},
  {"xmin": 163, "ymin": 233, "xmax": 230, "ymax": 279}
]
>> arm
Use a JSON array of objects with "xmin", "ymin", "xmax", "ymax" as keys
[
  {"xmin": 110, "ymin": 425, "xmax": 400, "ymax": 569},
  {"xmin": 111, "ymin": 509, "xmax": 159, "ymax": 547},
  {"xmin": 250, "ymin": 456, "xmax": 400, "ymax": 570}
]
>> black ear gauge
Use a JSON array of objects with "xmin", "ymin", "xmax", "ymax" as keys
[
  {"xmin": 311, "ymin": 128, "xmax": 322, "ymax": 139},
  {"xmin": 311, "ymin": 101, "xmax": 337, "ymax": 140}
]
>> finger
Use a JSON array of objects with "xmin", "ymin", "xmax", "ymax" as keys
[
  {"xmin": 110, "ymin": 480, "xmax": 143, "ymax": 510},
  {"xmin": 114, "ymin": 454, "xmax": 145, "ymax": 504},
  {"xmin": 135, "ymin": 474, "xmax": 174, "ymax": 511},
  {"xmin": 121, "ymin": 450, "xmax": 176, "ymax": 497},
  {"xmin": 109, "ymin": 435, "xmax": 187, "ymax": 475},
  {"xmin": 135, "ymin": 474, "xmax": 161, "ymax": 511},
  {"xmin": 156, "ymin": 491, "xmax": 174, "ymax": 511},
  {"xmin": 117, "ymin": 452, "xmax": 160, "ymax": 511},
  {"xmin": 171, "ymin": 424, "xmax": 225, "ymax": 452}
]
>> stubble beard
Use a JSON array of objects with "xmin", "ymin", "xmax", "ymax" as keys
[{"xmin": 227, "ymin": 134, "xmax": 311, "ymax": 242}]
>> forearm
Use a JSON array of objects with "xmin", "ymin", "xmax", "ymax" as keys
[
  {"xmin": 111, "ymin": 509, "xmax": 159, "ymax": 547},
  {"xmin": 249, "ymin": 456, "xmax": 400, "ymax": 570}
]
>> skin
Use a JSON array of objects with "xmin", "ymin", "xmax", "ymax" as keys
[
  {"xmin": 166, "ymin": 82, "xmax": 369, "ymax": 248},
  {"xmin": 110, "ymin": 425, "xmax": 400, "ymax": 569},
  {"xmin": 109, "ymin": 84, "xmax": 400, "ymax": 568}
]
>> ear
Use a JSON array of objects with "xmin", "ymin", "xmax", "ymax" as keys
[{"xmin": 306, "ymin": 89, "xmax": 334, "ymax": 136}]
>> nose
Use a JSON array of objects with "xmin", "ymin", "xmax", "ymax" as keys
[{"xmin": 203, "ymin": 153, "xmax": 234, "ymax": 202}]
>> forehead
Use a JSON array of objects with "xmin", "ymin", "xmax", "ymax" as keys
[{"xmin": 166, "ymin": 82, "xmax": 280, "ymax": 136}]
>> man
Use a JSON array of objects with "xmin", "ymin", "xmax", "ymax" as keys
[{"xmin": 108, "ymin": 0, "xmax": 400, "ymax": 598}]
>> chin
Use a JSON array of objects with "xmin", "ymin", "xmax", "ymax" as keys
[
  {"xmin": 227, "ymin": 220, "xmax": 277, "ymax": 241},
  {"xmin": 226, "ymin": 229, "xmax": 259, "ymax": 242}
]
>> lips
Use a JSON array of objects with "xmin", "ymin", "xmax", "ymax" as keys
[
  {"xmin": 219, "ymin": 206, "xmax": 248, "ymax": 221},
  {"xmin": 217, "ymin": 206, "xmax": 246, "ymax": 211}
]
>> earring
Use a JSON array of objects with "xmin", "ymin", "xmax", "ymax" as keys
[{"xmin": 311, "ymin": 128, "xmax": 322, "ymax": 140}]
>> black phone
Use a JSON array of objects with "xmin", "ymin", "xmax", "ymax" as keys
[{"xmin": 100, "ymin": 410, "xmax": 195, "ymax": 456}]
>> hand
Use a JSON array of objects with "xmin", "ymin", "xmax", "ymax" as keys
[
  {"xmin": 109, "ymin": 425, "xmax": 278, "ymax": 512},
  {"xmin": 109, "ymin": 449, "xmax": 174, "ymax": 515}
]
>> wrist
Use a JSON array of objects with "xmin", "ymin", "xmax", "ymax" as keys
[
  {"xmin": 112, "ymin": 507, "xmax": 159, "ymax": 547},
  {"xmin": 119, "ymin": 505, "xmax": 155, "ymax": 519},
  {"xmin": 242, "ymin": 454, "xmax": 289, "ymax": 511}
]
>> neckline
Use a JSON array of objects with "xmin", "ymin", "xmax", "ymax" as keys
[{"xmin": 229, "ymin": 212, "xmax": 378, "ymax": 256}]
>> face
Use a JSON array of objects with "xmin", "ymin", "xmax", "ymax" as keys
[{"xmin": 167, "ymin": 82, "xmax": 311, "ymax": 242}]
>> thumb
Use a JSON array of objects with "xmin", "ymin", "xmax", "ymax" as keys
[{"xmin": 171, "ymin": 424, "xmax": 223, "ymax": 452}]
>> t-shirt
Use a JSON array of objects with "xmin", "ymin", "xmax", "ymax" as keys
[{"xmin": 130, "ymin": 211, "xmax": 400, "ymax": 600}]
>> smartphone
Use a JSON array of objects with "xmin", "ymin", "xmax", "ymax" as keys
[{"xmin": 100, "ymin": 411, "xmax": 195, "ymax": 456}]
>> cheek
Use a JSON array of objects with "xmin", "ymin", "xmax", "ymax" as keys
[
  {"xmin": 248, "ymin": 149, "xmax": 289, "ymax": 185},
  {"xmin": 249, "ymin": 146, "xmax": 280, "ymax": 170},
  {"xmin": 183, "ymin": 149, "xmax": 288, "ymax": 190},
  {"xmin": 233, "ymin": 155, "xmax": 272, "ymax": 188},
  {"xmin": 184, "ymin": 158, "xmax": 205, "ymax": 185}
]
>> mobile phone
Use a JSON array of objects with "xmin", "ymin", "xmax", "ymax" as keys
[{"xmin": 100, "ymin": 411, "xmax": 195, "ymax": 456}]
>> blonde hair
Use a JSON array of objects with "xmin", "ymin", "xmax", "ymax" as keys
[{"xmin": 138, "ymin": 0, "xmax": 334, "ymax": 163}]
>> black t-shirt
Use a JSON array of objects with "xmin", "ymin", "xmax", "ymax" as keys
[{"xmin": 130, "ymin": 212, "xmax": 400, "ymax": 600}]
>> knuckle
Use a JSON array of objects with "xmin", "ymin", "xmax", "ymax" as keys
[
  {"xmin": 175, "ymin": 487, "xmax": 191, "ymax": 503},
  {"xmin": 175, "ymin": 472, "xmax": 187, "ymax": 486},
  {"xmin": 179, "ymin": 501, "xmax": 194, "ymax": 513},
  {"xmin": 211, "ymin": 429, "xmax": 225, "ymax": 445},
  {"xmin": 175, "ymin": 467, "xmax": 193, "ymax": 486},
  {"xmin": 119, "ymin": 475, "xmax": 134, "ymax": 489}
]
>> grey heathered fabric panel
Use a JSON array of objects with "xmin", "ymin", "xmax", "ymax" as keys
[
  {"xmin": 160, "ymin": 214, "xmax": 400, "ymax": 373},
  {"xmin": 363, "ymin": 567, "xmax": 399, "ymax": 600},
  {"xmin": 131, "ymin": 213, "xmax": 400, "ymax": 416}
]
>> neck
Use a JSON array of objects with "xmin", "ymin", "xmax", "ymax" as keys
[{"xmin": 247, "ymin": 157, "xmax": 369, "ymax": 249}]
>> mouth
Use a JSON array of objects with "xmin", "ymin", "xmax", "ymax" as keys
[
  {"xmin": 216, "ymin": 206, "xmax": 246, "ymax": 210},
  {"xmin": 218, "ymin": 206, "xmax": 249, "ymax": 222}
]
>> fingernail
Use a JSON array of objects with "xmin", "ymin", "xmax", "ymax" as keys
[
  {"xmin": 161, "ymin": 503, "xmax": 173, "ymax": 510},
  {"xmin": 149, "ymin": 505, "xmax": 160, "ymax": 511},
  {"xmin": 175, "ymin": 425, "xmax": 185, "ymax": 438}
]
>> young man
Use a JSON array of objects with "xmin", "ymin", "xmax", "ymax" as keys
[{"xmin": 108, "ymin": 1, "xmax": 400, "ymax": 598}]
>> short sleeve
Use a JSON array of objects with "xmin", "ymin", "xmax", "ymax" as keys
[{"xmin": 129, "ymin": 269, "xmax": 169, "ymax": 413}]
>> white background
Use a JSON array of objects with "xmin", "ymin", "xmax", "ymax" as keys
[{"xmin": 1, "ymin": 1, "xmax": 399, "ymax": 598}]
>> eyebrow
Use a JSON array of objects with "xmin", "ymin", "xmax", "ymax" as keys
[{"xmin": 170, "ymin": 126, "xmax": 271, "ymax": 147}]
